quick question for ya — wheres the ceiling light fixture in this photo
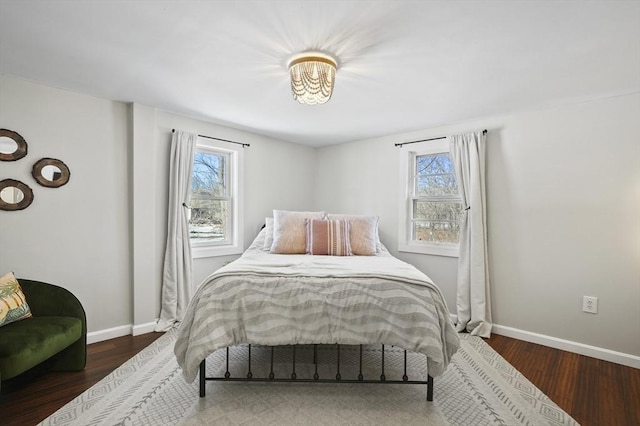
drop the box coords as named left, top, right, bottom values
left=288, top=52, right=337, bottom=105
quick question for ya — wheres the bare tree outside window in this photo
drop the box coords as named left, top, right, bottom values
left=412, top=153, right=462, bottom=243
left=189, top=150, right=230, bottom=242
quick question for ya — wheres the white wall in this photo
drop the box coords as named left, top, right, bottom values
left=486, top=95, right=639, bottom=358
left=0, top=76, right=131, bottom=333
left=315, top=93, right=640, bottom=358
left=0, top=76, right=317, bottom=336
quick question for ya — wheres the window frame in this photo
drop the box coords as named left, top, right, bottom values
left=398, top=138, right=461, bottom=257
left=189, top=138, right=244, bottom=259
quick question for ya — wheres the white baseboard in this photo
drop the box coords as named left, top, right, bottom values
left=87, top=325, right=131, bottom=345
left=449, top=314, right=639, bottom=368
left=88, top=317, right=640, bottom=369
left=87, top=320, right=159, bottom=344
left=492, top=324, right=640, bottom=369
left=133, top=321, right=158, bottom=336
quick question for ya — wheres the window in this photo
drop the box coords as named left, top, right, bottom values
left=398, top=139, right=462, bottom=257
left=190, top=150, right=230, bottom=243
left=189, top=139, right=243, bottom=258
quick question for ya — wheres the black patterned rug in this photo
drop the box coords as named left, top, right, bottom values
left=38, top=329, right=578, bottom=425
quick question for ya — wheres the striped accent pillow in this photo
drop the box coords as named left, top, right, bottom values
left=327, top=214, right=379, bottom=255
left=305, top=219, right=352, bottom=256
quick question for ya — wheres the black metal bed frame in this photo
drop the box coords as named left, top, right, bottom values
left=199, top=343, right=434, bottom=401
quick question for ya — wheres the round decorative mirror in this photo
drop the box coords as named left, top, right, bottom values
left=0, top=129, right=28, bottom=161
left=0, top=179, right=34, bottom=211
left=32, top=158, right=70, bottom=188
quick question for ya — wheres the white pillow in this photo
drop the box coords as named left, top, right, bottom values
left=327, top=214, right=379, bottom=256
left=263, top=217, right=274, bottom=251
left=270, top=210, right=326, bottom=254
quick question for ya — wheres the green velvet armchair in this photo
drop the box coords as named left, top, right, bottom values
left=0, top=279, right=86, bottom=389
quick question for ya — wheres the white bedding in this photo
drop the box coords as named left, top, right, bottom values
left=175, top=230, right=460, bottom=382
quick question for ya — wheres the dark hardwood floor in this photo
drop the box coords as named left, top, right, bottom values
left=486, top=334, right=640, bottom=426
left=0, top=332, right=163, bottom=426
left=1, top=332, right=638, bottom=425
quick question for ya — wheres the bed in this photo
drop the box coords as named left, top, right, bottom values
left=174, top=212, right=460, bottom=401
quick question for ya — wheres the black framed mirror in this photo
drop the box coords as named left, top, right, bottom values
left=0, top=179, right=34, bottom=211
left=32, top=157, right=71, bottom=188
left=0, top=129, right=28, bottom=162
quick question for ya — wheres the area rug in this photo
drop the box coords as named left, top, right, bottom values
left=39, top=329, right=578, bottom=425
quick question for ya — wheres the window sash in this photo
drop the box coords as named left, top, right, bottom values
left=192, top=149, right=230, bottom=198
left=189, top=198, right=232, bottom=246
left=411, top=198, right=463, bottom=244
left=409, top=151, right=461, bottom=245
left=411, top=153, right=459, bottom=196
left=189, top=146, right=234, bottom=247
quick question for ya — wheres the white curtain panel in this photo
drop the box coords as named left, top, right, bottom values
left=449, top=131, right=492, bottom=338
left=156, top=130, right=197, bottom=332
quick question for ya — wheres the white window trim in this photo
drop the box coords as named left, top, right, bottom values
left=191, top=138, right=244, bottom=259
left=398, top=138, right=460, bottom=258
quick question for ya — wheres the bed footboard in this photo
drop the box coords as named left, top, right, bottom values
left=198, top=343, right=435, bottom=401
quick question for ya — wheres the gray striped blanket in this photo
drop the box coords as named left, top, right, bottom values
left=175, top=233, right=460, bottom=382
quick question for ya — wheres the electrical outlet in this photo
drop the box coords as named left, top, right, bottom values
left=582, top=296, right=598, bottom=314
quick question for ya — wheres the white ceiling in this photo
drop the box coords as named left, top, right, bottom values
left=1, top=1, right=639, bottom=147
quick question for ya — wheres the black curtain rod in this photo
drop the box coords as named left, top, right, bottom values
left=395, top=129, right=487, bottom=147
left=172, top=129, right=250, bottom=148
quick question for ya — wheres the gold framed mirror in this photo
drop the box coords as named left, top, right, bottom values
left=32, top=157, right=71, bottom=188
left=0, top=179, right=34, bottom=211
left=0, top=129, right=28, bottom=162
